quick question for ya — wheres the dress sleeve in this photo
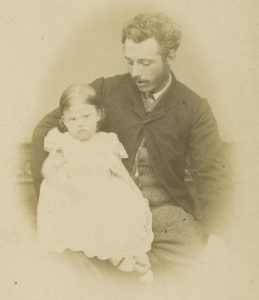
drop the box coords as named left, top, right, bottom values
left=109, top=133, right=128, bottom=159
left=42, top=127, right=68, bottom=168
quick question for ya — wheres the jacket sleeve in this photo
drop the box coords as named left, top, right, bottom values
left=187, top=99, right=232, bottom=236
left=30, top=77, right=105, bottom=198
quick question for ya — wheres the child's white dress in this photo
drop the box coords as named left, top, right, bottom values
left=37, top=128, right=153, bottom=262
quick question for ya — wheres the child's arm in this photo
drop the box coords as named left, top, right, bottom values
left=41, top=149, right=71, bottom=190
left=108, top=132, right=142, bottom=194
left=111, top=157, right=142, bottom=196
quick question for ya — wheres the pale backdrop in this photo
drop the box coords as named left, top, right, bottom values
left=1, top=0, right=259, bottom=299
left=1, top=0, right=258, bottom=143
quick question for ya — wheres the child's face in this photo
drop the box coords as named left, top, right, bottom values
left=63, top=103, right=101, bottom=141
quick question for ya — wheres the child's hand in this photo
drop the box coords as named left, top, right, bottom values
left=117, top=257, right=135, bottom=272
left=133, top=254, right=151, bottom=273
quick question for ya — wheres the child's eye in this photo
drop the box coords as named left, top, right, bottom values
left=125, top=58, right=133, bottom=65
left=82, top=115, right=89, bottom=118
left=68, top=118, right=76, bottom=121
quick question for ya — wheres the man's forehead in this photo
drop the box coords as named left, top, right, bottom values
left=123, top=38, right=162, bottom=57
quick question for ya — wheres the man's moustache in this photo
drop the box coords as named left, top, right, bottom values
left=134, top=78, right=147, bottom=84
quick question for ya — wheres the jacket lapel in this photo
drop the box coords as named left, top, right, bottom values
left=145, top=74, right=181, bottom=123
left=126, top=72, right=180, bottom=122
left=127, top=77, right=146, bottom=119
left=153, top=72, right=180, bottom=112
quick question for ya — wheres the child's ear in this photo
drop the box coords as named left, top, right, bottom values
left=97, top=108, right=105, bottom=130
left=59, top=116, right=67, bottom=132
left=97, top=108, right=105, bottom=121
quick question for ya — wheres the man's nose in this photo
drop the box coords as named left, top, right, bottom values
left=131, top=63, right=142, bottom=78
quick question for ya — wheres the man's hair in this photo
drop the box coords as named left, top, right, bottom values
left=121, top=13, right=181, bottom=56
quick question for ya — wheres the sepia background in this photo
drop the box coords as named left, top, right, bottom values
left=1, top=0, right=259, bottom=299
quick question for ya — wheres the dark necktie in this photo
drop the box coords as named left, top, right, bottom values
left=142, top=92, right=156, bottom=112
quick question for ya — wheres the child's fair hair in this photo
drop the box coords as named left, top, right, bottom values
left=59, top=84, right=104, bottom=131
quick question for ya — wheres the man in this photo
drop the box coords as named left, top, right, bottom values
left=31, top=13, right=230, bottom=272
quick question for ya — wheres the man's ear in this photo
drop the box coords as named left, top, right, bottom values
left=166, top=49, right=176, bottom=66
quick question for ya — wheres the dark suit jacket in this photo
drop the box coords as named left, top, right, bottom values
left=31, top=73, right=230, bottom=235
